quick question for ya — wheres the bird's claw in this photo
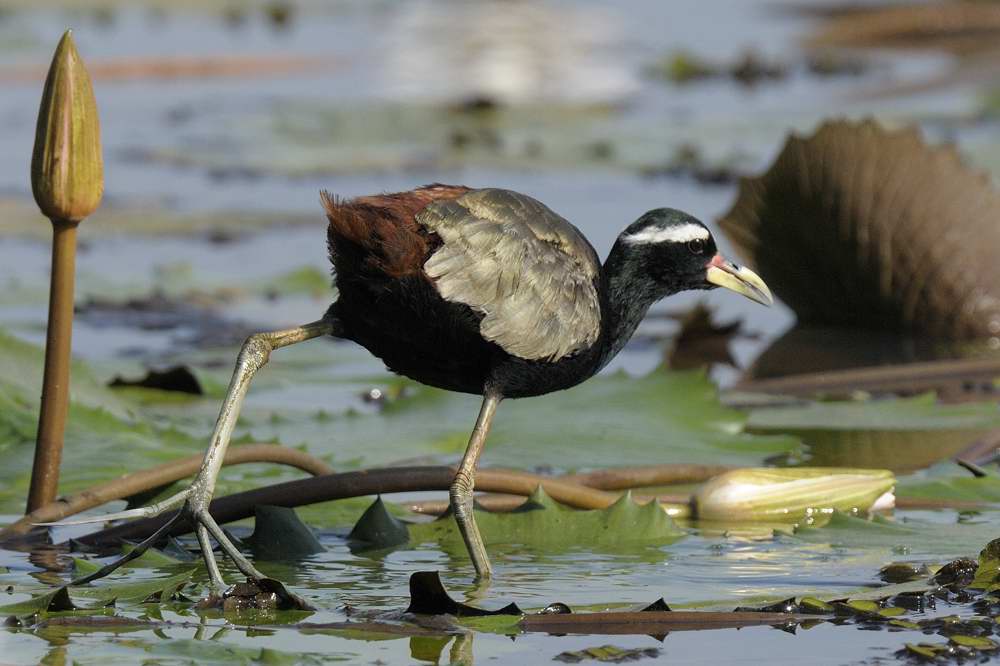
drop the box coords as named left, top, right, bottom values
left=52, top=482, right=266, bottom=596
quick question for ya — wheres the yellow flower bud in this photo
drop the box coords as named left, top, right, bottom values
left=31, top=30, right=103, bottom=223
left=694, top=467, right=895, bottom=522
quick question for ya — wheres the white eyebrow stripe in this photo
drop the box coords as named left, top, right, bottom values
left=622, top=224, right=710, bottom=244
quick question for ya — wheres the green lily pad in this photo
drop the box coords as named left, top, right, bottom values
left=799, top=597, right=834, bottom=614
left=747, top=394, right=1000, bottom=431
left=0, top=586, right=79, bottom=615
left=746, top=394, right=1000, bottom=472
left=144, top=639, right=326, bottom=665
left=844, top=599, right=879, bottom=614
left=890, top=619, right=921, bottom=630
left=899, top=474, right=1000, bottom=504
left=408, top=488, right=683, bottom=549
left=71, top=570, right=196, bottom=605
left=950, top=635, right=998, bottom=650
left=0, top=330, right=795, bottom=519
left=261, top=369, right=798, bottom=478
left=72, top=558, right=102, bottom=576
left=120, top=543, right=190, bottom=568
left=904, top=643, right=944, bottom=659
left=971, top=538, right=1000, bottom=589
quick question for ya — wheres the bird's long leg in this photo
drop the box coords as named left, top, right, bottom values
left=450, top=393, right=502, bottom=579
left=58, top=317, right=336, bottom=591
left=170, top=318, right=337, bottom=589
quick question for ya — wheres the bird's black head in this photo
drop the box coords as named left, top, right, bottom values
left=607, top=208, right=772, bottom=305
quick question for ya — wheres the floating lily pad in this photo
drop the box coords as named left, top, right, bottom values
left=971, top=538, right=1000, bottom=590
left=71, top=570, right=196, bottom=605
left=950, top=635, right=998, bottom=650
left=0, top=586, right=79, bottom=615
left=746, top=394, right=1000, bottom=471
left=407, top=488, right=683, bottom=549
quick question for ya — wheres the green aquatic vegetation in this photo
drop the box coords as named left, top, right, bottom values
left=117, top=542, right=191, bottom=568
left=265, top=266, right=332, bottom=298
left=0, top=586, right=81, bottom=615
left=791, top=511, right=1000, bottom=558
left=746, top=393, right=1000, bottom=471
left=142, top=639, right=328, bottom=665
left=971, top=538, right=1000, bottom=590
left=5, top=333, right=1000, bottom=663
left=407, top=489, right=683, bottom=549
left=0, top=569, right=194, bottom=616
left=746, top=393, right=1000, bottom=431
left=899, top=472, right=1000, bottom=503
left=341, top=369, right=799, bottom=473
left=0, top=197, right=318, bottom=240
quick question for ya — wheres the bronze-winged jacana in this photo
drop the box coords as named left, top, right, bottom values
left=63, top=185, right=771, bottom=588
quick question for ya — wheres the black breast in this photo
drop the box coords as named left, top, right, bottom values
left=331, top=272, right=495, bottom=394
left=331, top=273, right=604, bottom=398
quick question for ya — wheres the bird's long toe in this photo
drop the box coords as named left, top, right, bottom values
left=193, top=505, right=267, bottom=583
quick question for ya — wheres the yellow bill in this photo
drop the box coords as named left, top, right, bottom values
left=706, top=254, right=773, bottom=306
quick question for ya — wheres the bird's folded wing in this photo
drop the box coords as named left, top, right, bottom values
left=418, top=188, right=601, bottom=362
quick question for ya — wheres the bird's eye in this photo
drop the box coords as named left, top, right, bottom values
left=687, top=239, right=705, bottom=255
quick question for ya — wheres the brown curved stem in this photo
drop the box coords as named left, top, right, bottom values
left=562, top=464, right=734, bottom=489
left=407, top=493, right=693, bottom=515
left=66, top=463, right=979, bottom=548
left=406, top=464, right=727, bottom=515
left=72, top=466, right=676, bottom=547
left=2, top=444, right=333, bottom=538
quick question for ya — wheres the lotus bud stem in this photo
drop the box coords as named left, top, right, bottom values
left=26, top=30, right=103, bottom=513
left=693, top=467, right=895, bottom=522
